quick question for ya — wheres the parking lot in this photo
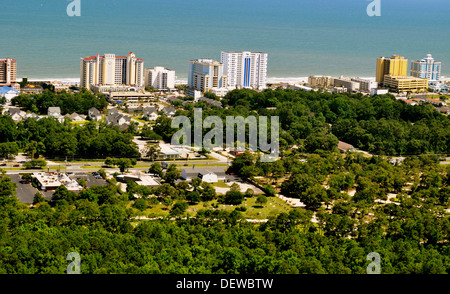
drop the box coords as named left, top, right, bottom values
left=69, top=173, right=107, bottom=188
left=9, top=174, right=40, bottom=204
left=9, top=172, right=108, bottom=204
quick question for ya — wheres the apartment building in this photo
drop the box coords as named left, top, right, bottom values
left=145, top=66, right=175, bottom=90
left=220, top=51, right=268, bottom=90
left=411, top=54, right=441, bottom=84
left=80, top=52, right=144, bottom=89
left=187, top=58, right=227, bottom=93
left=0, top=58, right=17, bottom=84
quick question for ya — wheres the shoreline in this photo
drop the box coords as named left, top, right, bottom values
left=17, top=76, right=450, bottom=84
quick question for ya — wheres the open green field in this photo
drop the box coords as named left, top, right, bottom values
left=133, top=196, right=293, bottom=220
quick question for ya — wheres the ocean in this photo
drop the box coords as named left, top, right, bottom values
left=1, top=0, right=449, bottom=81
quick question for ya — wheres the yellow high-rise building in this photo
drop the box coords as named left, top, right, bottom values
left=376, top=55, right=408, bottom=84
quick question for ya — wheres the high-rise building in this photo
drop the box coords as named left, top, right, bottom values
left=0, top=58, right=17, bottom=84
left=376, top=55, right=408, bottom=84
left=220, top=51, right=268, bottom=90
left=187, top=58, right=227, bottom=93
left=411, top=54, right=441, bottom=84
left=145, top=66, right=175, bottom=90
left=80, top=52, right=144, bottom=89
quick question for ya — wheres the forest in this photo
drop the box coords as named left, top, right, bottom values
left=0, top=88, right=449, bottom=274
left=0, top=116, right=140, bottom=160
left=0, top=149, right=448, bottom=274
left=157, top=88, right=450, bottom=156
left=10, top=89, right=108, bottom=116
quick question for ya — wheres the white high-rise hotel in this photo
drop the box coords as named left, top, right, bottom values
left=145, top=66, right=175, bottom=90
left=220, top=51, right=268, bottom=90
left=80, top=52, right=144, bottom=89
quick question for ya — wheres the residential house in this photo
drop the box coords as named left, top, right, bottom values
left=7, top=107, right=26, bottom=122
left=337, top=141, right=356, bottom=153
left=162, top=106, right=176, bottom=117
left=425, top=98, right=445, bottom=107
left=108, top=107, right=119, bottom=115
left=143, top=106, right=158, bottom=121
left=68, top=112, right=85, bottom=122
left=0, top=86, right=19, bottom=102
left=197, top=96, right=223, bottom=108
left=48, top=107, right=61, bottom=117
left=48, top=106, right=65, bottom=123
left=106, top=112, right=131, bottom=130
left=25, top=113, right=42, bottom=120
left=437, top=106, right=449, bottom=115
left=88, top=107, right=102, bottom=121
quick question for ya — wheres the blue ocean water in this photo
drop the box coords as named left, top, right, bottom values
left=0, top=0, right=449, bottom=80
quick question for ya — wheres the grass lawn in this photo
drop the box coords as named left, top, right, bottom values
left=69, top=121, right=88, bottom=125
left=134, top=196, right=293, bottom=220
left=212, top=181, right=230, bottom=188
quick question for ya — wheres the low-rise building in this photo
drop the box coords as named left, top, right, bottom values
left=382, top=75, right=428, bottom=93
left=350, top=78, right=378, bottom=93
left=308, top=75, right=332, bottom=88
left=337, top=141, right=356, bottom=153
left=180, top=166, right=227, bottom=182
left=332, top=76, right=360, bottom=92
left=371, top=88, right=389, bottom=96
left=32, top=172, right=83, bottom=192
left=0, top=86, right=19, bottom=101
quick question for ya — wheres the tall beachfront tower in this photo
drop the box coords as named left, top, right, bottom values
left=220, top=51, right=268, bottom=90
left=145, top=66, right=176, bottom=90
left=0, top=58, right=17, bottom=84
left=188, top=58, right=227, bottom=92
left=410, top=54, right=441, bottom=84
left=376, top=55, right=408, bottom=84
left=80, top=52, right=144, bottom=89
